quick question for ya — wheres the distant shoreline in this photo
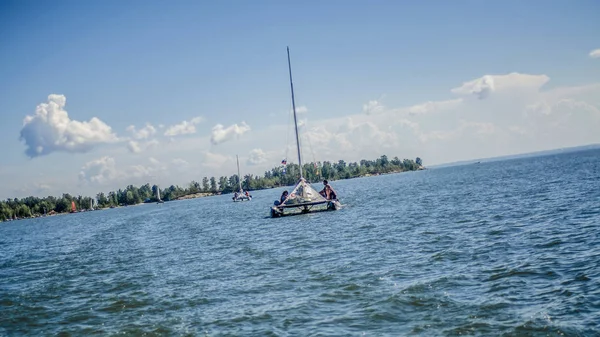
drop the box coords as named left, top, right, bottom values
left=430, top=143, right=600, bottom=169
left=1, top=155, right=423, bottom=222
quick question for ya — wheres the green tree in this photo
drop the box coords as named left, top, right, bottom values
left=202, top=177, right=210, bottom=193
left=210, top=177, right=218, bottom=193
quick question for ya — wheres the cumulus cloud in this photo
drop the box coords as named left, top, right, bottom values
left=164, top=117, right=204, bottom=136
left=247, top=148, right=268, bottom=165
left=363, top=100, right=385, bottom=115
left=19, top=94, right=118, bottom=158
left=451, top=73, right=550, bottom=100
left=126, top=138, right=160, bottom=154
left=210, top=122, right=251, bottom=145
left=126, top=123, right=156, bottom=139
left=78, top=156, right=119, bottom=184
left=589, top=49, right=600, bottom=59
left=451, top=75, right=495, bottom=99
left=127, top=141, right=142, bottom=153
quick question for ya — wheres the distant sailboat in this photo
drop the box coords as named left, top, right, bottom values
left=70, top=201, right=77, bottom=213
left=270, top=47, right=341, bottom=217
left=233, top=155, right=251, bottom=202
left=156, top=186, right=164, bottom=204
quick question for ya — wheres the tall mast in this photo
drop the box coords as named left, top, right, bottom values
left=237, top=155, right=243, bottom=192
left=287, top=46, right=303, bottom=179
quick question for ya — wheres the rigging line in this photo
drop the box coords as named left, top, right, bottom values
left=285, top=95, right=293, bottom=164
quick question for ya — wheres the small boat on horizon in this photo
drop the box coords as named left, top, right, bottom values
left=156, top=186, right=164, bottom=204
left=233, top=155, right=252, bottom=202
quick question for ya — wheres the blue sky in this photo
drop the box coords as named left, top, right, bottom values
left=1, top=0, right=599, bottom=199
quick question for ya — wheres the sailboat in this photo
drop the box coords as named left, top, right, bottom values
left=156, top=186, right=164, bottom=204
left=270, top=47, right=341, bottom=218
left=233, top=155, right=251, bottom=202
left=70, top=201, right=77, bottom=213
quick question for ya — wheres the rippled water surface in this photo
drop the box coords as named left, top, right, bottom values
left=1, top=149, right=600, bottom=336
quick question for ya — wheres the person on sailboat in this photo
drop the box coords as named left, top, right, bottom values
left=319, top=180, right=336, bottom=198
left=245, top=191, right=250, bottom=198
left=324, top=185, right=337, bottom=200
left=233, top=192, right=239, bottom=200
left=275, top=190, right=289, bottom=206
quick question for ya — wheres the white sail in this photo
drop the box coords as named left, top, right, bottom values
left=237, top=155, right=243, bottom=193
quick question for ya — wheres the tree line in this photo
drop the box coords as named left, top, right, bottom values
left=1, top=155, right=423, bottom=221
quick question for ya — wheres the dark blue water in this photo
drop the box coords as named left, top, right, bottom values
left=1, top=149, right=599, bottom=336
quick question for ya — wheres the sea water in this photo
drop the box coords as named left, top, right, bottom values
left=1, top=149, right=599, bottom=335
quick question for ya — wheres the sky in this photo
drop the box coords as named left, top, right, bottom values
left=1, top=0, right=599, bottom=199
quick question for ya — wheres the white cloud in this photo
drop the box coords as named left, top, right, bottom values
left=210, top=122, right=251, bottom=145
left=247, top=148, right=268, bottom=165
left=126, top=123, right=156, bottom=139
left=20, top=94, right=118, bottom=157
left=295, top=106, right=308, bottom=114
left=78, top=156, right=119, bottom=184
left=363, top=98, right=462, bottom=116
left=402, top=99, right=463, bottom=116
left=363, top=100, right=385, bottom=115
left=126, top=139, right=160, bottom=154
left=451, top=73, right=549, bottom=99
left=127, top=141, right=142, bottom=153
left=589, top=49, right=600, bottom=58
left=297, top=118, right=307, bottom=129
left=164, top=117, right=204, bottom=136
left=146, top=139, right=160, bottom=149
left=451, top=75, right=495, bottom=99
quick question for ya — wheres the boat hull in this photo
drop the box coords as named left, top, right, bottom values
left=270, top=200, right=340, bottom=218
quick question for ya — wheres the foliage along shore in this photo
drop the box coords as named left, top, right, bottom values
left=1, top=155, right=423, bottom=222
